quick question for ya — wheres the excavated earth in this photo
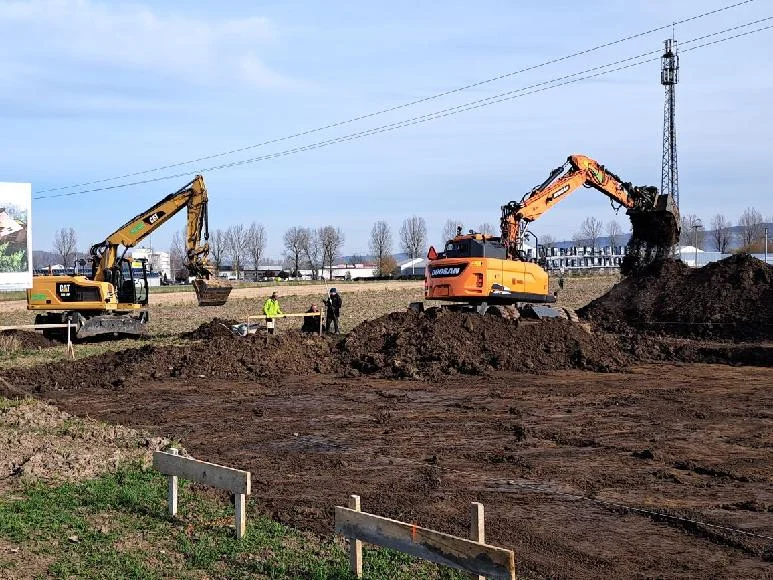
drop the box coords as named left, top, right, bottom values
left=1, top=329, right=55, bottom=349
left=2, top=264, right=773, bottom=578
left=579, top=254, right=773, bottom=340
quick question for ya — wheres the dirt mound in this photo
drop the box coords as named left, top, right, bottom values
left=339, top=309, right=629, bottom=378
left=1, top=329, right=55, bottom=349
left=0, top=398, right=168, bottom=493
left=579, top=255, right=773, bottom=340
left=182, top=317, right=240, bottom=339
left=2, top=331, right=340, bottom=394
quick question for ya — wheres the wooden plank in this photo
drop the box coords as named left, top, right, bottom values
left=0, top=324, right=70, bottom=330
left=247, top=312, right=321, bottom=320
left=470, top=502, right=485, bottom=580
left=335, top=507, right=515, bottom=580
left=153, top=451, right=250, bottom=495
left=235, top=493, right=246, bottom=539
left=348, top=495, right=363, bottom=578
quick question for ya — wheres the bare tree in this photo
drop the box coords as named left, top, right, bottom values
left=283, top=226, right=309, bottom=277
left=679, top=214, right=705, bottom=249
left=53, top=227, right=77, bottom=268
left=170, top=229, right=187, bottom=280
left=575, top=217, right=604, bottom=251
left=541, top=234, right=556, bottom=249
left=606, top=220, right=622, bottom=250
left=738, top=207, right=764, bottom=248
left=225, top=224, right=247, bottom=280
left=441, top=219, right=463, bottom=244
left=710, top=214, right=732, bottom=253
left=245, top=222, right=267, bottom=280
left=477, top=222, right=496, bottom=236
left=302, top=228, right=322, bottom=279
left=400, top=215, right=427, bottom=275
left=319, top=225, right=345, bottom=280
left=369, top=220, right=393, bottom=276
left=208, top=229, right=226, bottom=274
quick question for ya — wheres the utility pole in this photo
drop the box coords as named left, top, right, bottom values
left=661, top=38, right=680, bottom=209
left=765, top=226, right=769, bottom=264
left=692, top=220, right=702, bottom=268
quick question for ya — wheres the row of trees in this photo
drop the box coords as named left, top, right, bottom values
left=679, top=207, right=768, bottom=252
left=282, top=225, right=345, bottom=279
left=51, top=205, right=771, bottom=280
left=170, top=222, right=267, bottom=280
left=568, top=207, right=771, bottom=254
left=570, top=218, right=623, bottom=251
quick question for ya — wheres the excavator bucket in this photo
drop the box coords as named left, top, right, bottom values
left=623, top=194, right=681, bottom=274
left=192, top=278, right=232, bottom=306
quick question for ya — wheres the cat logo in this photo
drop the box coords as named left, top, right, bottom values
left=57, top=283, right=71, bottom=297
left=143, top=210, right=166, bottom=226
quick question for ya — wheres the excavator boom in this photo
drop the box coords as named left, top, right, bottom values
left=501, top=154, right=678, bottom=263
left=89, top=175, right=230, bottom=306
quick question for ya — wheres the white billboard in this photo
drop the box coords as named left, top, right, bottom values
left=0, top=182, right=32, bottom=290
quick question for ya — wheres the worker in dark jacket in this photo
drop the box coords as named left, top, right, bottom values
left=301, top=304, right=321, bottom=333
left=325, top=288, right=342, bottom=334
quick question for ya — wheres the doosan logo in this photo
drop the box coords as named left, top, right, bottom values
left=431, top=266, right=463, bottom=277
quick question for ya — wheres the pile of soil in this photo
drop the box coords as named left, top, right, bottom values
left=338, top=309, right=629, bottom=379
left=1, top=329, right=55, bottom=349
left=579, top=255, right=773, bottom=340
left=2, top=332, right=340, bottom=394
left=182, top=317, right=240, bottom=339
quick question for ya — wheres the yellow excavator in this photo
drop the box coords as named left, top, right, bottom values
left=421, top=154, right=679, bottom=317
left=27, top=175, right=231, bottom=339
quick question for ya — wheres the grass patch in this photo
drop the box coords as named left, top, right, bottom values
left=0, top=334, right=21, bottom=355
left=0, top=466, right=465, bottom=579
left=0, top=290, right=25, bottom=302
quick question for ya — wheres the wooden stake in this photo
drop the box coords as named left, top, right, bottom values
left=168, top=448, right=179, bottom=517
left=235, top=493, right=246, bottom=539
left=349, top=494, right=363, bottom=578
left=66, top=321, right=75, bottom=360
left=470, top=502, right=485, bottom=580
left=319, top=309, right=323, bottom=336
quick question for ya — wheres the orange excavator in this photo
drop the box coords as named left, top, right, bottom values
left=421, top=154, right=679, bottom=317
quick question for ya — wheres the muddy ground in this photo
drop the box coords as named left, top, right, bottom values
left=3, top=363, right=771, bottom=579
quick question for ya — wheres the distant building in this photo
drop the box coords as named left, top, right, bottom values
left=131, top=247, right=171, bottom=281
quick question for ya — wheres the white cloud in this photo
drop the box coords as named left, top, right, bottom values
left=0, top=0, right=297, bottom=90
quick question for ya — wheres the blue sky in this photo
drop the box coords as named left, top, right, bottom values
left=2, top=0, right=772, bottom=259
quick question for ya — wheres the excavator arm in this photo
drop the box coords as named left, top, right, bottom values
left=89, top=175, right=230, bottom=306
left=91, top=176, right=211, bottom=280
left=500, top=154, right=677, bottom=264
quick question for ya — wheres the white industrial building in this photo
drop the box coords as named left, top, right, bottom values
left=131, top=247, right=172, bottom=282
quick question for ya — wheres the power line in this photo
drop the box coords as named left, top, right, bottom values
left=34, top=0, right=758, bottom=196
left=33, top=19, right=773, bottom=200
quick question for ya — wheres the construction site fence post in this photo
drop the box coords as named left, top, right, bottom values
left=335, top=498, right=515, bottom=579
left=470, top=502, right=485, bottom=580
left=167, top=448, right=179, bottom=517
left=348, top=494, right=363, bottom=577
left=153, top=449, right=251, bottom=539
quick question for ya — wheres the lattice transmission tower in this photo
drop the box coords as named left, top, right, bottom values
left=661, top=38, right=680, bottom=208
